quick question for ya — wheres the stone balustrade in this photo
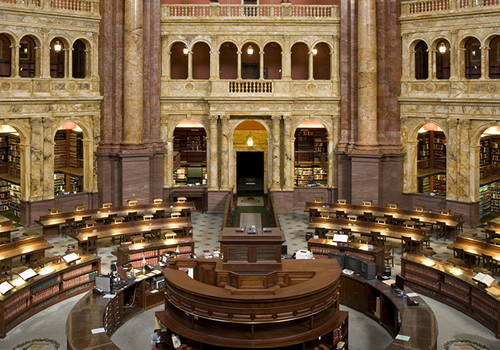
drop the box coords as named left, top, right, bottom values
left=401, top=0, right=500, bottom=15
left=0, top=0, right=99, bottom=14
left=162, top=4, right=338, bottom=20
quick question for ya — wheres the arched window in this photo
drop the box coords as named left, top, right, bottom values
left=263, top=42, right=282, bottom=80
left=414, top=41, right=428, bottom=80
left=0, top=34, right=11, bottom=77
left=465, top=37, right=481, bottom=79
left=192, top=42, right=210, bottom=80
left=489, top=36, right=500, bottom=79
left=241, top=42, right=259, bottom=79
left=170, top=42, right=188, bottom=79
left=19, top=36, right=36, bottom=78
left=313, top=43, right=330, bottom=80
left=50, top=38, right=64, bottom=78
left=219, top=42, right=237, bottom=79
left=73, top=39, right=86, bottom=79
left=436, top=39, right=450, bottom=80
left=291, top=43, right=308, bottom=80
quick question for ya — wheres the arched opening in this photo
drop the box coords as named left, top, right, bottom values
left=170, top=42, right=188, bottom=79
left=436, top=39, right=450, bottom=80
left=0, top=125, right=21, bottom=219
left=241, top=42, right=259, bottom=79
left=72, top=39, right=86, bottom=79
left=234, top=121, right=267, bottom=194
left=50, top=38, right=65, bottom=78
left=294, top=120, right=327, bottom=187
left=312, top=43, right=330, bottom=80
left=414, top=40, right=428, bottom=80
left=192, top=42, right=210, bottom=80
left=219, top=42, right=237, bottom=79
left=54, top=122, right=84, bottom=195
left=465, top=37, right=481, bottom=79
left=291, top=43, right=309, bottom=80
left=417, top=123, right=446, bottom=196
left=19, top=36, right=36, bottom=78
left=0, top=34, right=12, bottom=77
left=173, top=120, right=207, bottom=186
left=478, top=126, right=500, bottom=219
left=263, top=42, right=281, bottom=80
left=489, top=36, right=500, bottom=79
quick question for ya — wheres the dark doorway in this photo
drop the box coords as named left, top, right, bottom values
left=237, top=151, right=264, bottom=194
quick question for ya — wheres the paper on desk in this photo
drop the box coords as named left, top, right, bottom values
left=406, top=292, right=419, bottom=298
left=152, top=269, right=162, bottom=274
left=395, top=334, right=410, bottom=341
left=486, top=287, right=500, bottom=297
left=136, top=274, right=148, bottom=279
left=382, top=279, right=395, bottom=286
left=91, top=328, right=106, bottom=334
left=102, top=294, right=114, bottom=299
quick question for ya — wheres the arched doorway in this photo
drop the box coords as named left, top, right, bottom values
left=294, top=120, right=328, bottom=187
left=478, top=126, right=500, bottom=219
left=54, top=122, right=84, bottom=195
left=173, top=120, right=207, bottom=186
left=417, top=123, right=446, bottom=195
left=234, top=121, right=268, bottom=194
left=0, top=125, right=22, bottom=219
left=0, top=34, right=11, bottom=77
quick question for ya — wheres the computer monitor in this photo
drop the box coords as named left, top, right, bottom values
left=345, top=255, right=360, bottom=274
left=359, top=259, right=378, bottom=280
left=328, top=251, right=346, bottom=269
left=395, top=274, right=405, bottom=291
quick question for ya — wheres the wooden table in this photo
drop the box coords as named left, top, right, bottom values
left=0, top=220, right=18, bottom=242
left=305, top=202, right=461, bottom=234
left=35, top=202, right=196, bottom=237
left=308, top=217, right=431, bottom=247
left=447, top=236, right=500, bottom=263
left=0, top=236, right=54, bottom=264
left=68, top=217, right=192, bottom=250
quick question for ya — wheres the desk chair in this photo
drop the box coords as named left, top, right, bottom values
left=401, top=236, right=419, bottom=255
left=83, top=235, right=98, bottom=255
left=77, top=216, right=92, bottom=229
left=309, top=209, right=320, bottom=221
left=315, top=227, right=327, bottom=239
left=447, top=248, right=466, bottom=268
left=370, top=231, right=385, bottom=247
left=484, top=229, right=496, bottom=244
left=363, top=212, right=375, bottom=222
left=384, top=214, right=395, bottom=225
left=180, top=208, right=191, bottom=219
left=154, top=210, right=165, bottom=220
left=60, top=218, right=76, bottom=238
left=336, top=210, right=346, bottom=219
left=481, top=254, right=500, bottom=275
left=384, top=244, right=395, bottom=267
left=182, top=226, right=193, bottom=238
left=0, top=258, right=12, bottom=278
left=126, top=211, right=138, bottom=222
left=0, top=237, right=10, bottom=245
left=104, top=213, right=118, bottom=225
left=436, top=221, right=454, bottom=240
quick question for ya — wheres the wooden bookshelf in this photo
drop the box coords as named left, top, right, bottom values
left=53, top=129, right=83, bottom=195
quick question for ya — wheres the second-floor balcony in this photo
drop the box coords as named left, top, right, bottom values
left=0, top=0, right=99, bottom=14
left=162, top=3, right=339, bottom=21
left=401, top=0, right=500, bottom=16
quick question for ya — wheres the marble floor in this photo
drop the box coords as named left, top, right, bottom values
left=1, top=206, right=500, bottom=350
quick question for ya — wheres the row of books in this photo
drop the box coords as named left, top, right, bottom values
left=62, top=271, right=98, bottom=291
left=61, top=264, right=93, bottom=281
left=32, top=285, right=60, bottom=304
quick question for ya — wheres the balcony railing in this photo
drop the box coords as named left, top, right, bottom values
left=0, top=0, right=99, bottom=14
left=163, top=4, right=338, bottom=20
left=401, top=0, right=500, bottom=15
left=229, top=81, right=273, bottom=94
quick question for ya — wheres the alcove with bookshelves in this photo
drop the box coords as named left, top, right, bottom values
left=417, top=127, right=446, bottom=195
left=53, top=126, right=83, bottom=195
left=294, top=126, right=328, bottom=187
left=173, top=125, right=207, bottom=186
left=0, top=131, right=21, bottom=219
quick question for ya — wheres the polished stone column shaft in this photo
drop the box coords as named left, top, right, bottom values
left=209, top=115, right=219, bottom=190
left=220, top=115, right=230, bottom=190
left=356, top=0, right=378, bottom=147
left=283, top=115, right=293, bottom=190
left=271, top=116, right=281, bottom=190
left=123, top=0, right=144, bottom=145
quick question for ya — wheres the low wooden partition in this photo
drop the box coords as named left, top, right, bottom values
left=340, top=273, right=438, bottom=349
left=0, top=235, right=54, bottom=264
left=268, top=192, right=281, bottom=230
left=447, top=236, right=500, bottom=262
left=307, top=237, right=385, bottom=273
left=402, top=254, right=500, bottom=339
left=1, top=255, right=100, bottom=338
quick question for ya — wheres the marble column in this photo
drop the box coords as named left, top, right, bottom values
left=405, top=140, right=419, bottom=194
left=82, top=139, right=93, bottom=192
left=161, top=36, right=169, bottom=78
left=282, top=36, right=291, bottom=80
left=237, top=50, right=242, bottom=79
left=308, top=50, right=314, bottom=80
left=327, top=136, right=335, bottom=188
left=209, top=115, right=219, bottom=190
left=165, top=136, right=174, bottom=187
left=18, top=143, right=30, bottom=202
left=42, top=117, right=54, bottom=199
left=480, top=46, right=489, bottom=79
left=356, top=0, right=378, bottom=148
left=259, top=50, right=264, bottom=79
left=123, top=0, right=144, bottom=146
left=65, top=48, right=72, bottom=79
left=429, top=49, right=435, bottom=79
left=220, top=115, right=230, bottom=190
left=10, top=44, right=20, bottom=78
left=187, top=49, right=193, bottom=79
left=37, top=46, right=46, bottom=78
left=210, top=37, right=219, bottom=80
left=446, top=118, right=458, bottom=201
left=271, top=115, right=281, bottom=191
left=283, top=115, right=293, bottom=190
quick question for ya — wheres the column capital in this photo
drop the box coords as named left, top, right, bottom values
left=220, top=115, right=230, bottom=123
left=209, top=115, right=219, bottom=123
left=271, top=115, right=282, bottom=122
left=283, top=115, right=292, bottom=122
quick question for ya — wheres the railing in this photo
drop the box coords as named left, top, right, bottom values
left=229, top=81, right=273, bottom=93
left=0, top=0, right=98, bottom=14
left=163, top=4, right=338, bottom=20
left=402, top=0, right=500, bottom=14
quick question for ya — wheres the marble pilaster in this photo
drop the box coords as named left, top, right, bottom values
left=82, top=139, right=93, bottom=193
left=208, top=115, right=219, bottom=190
left=66, top=48, right=73, bottom=79
left=18, top=143, right=30, bottom=202
left=35, top=46, right=43, bottom=78
left=271, top=115, right=281, bottom=191
left=161, top=36, right=169, bottom=77
left=122, top=0, right=144, bottom=146
left=11, top=44, right=20, bottom=78
left=282, top=36, right=291, bottom=80
left=283, top=115, right=293, bottom=190
left=355, top=0, right=378, bottom=148
left=430, top=49, right=436, bottom=79
left=446, top=118, right=458, bottom=201
left=165, top=137, right=174, bottom=187
left=210, top=36, right=219, bottom=80
left=480, top=46, right=489, bottom=79
left=308, top=50, right=314, bottom=80
left=42, top=118, right=54, bottom=199
left=457, top=119, right=472, bottom=202
left=187, top=50, right=193, bottom=79
left=237, top=50, right=242, bottom=79
left=259, top=50, right=264, bottom=79
left=220, top=115, right=230, bottom=190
